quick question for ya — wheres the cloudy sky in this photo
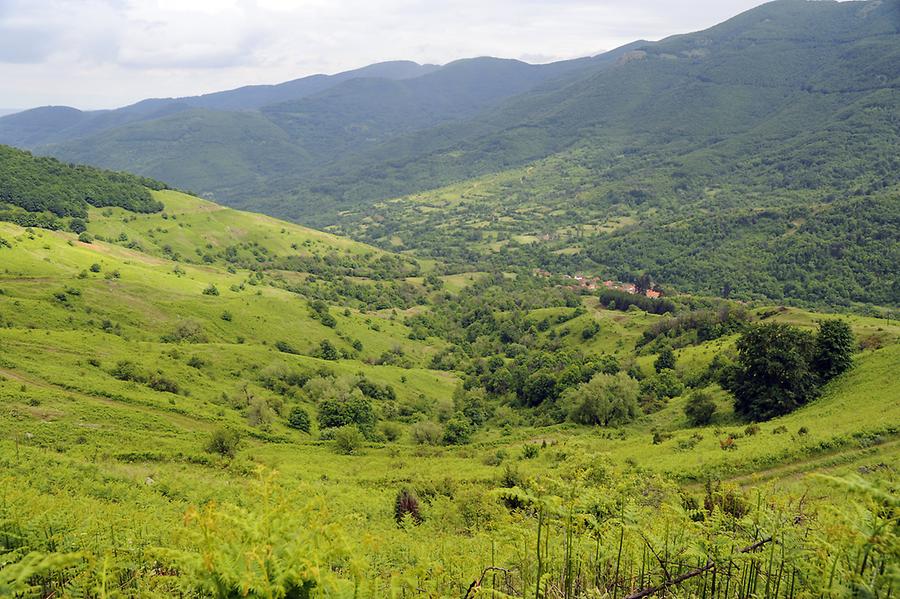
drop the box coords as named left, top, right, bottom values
left=1, top=0, right=769, bottom=110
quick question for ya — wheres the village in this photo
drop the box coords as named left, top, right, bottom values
left=534, top=269, right=662, bottom=298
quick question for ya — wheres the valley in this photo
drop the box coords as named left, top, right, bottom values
left=0, top=0, right=898, bottom=597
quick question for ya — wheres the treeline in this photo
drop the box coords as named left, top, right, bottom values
left=0, top=145, right=166, bottom=224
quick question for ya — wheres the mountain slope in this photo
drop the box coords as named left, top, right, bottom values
left=279, top=0, right=900, bottom=217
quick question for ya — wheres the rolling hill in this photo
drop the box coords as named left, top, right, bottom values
left=0, top=145, right=897, bottom=596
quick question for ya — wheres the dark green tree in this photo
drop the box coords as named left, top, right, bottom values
left=814, top=319, right=854, bottom=381
left=287, top=406, right=311, bottom=433
left=724, top=323, right=820, bottom=421
left=684, top=390, right=717, bottom=426
left=654, top=347, right=676, bottom=373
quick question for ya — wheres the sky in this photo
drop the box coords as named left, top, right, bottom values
left=1, top=0, right=770, bottom=110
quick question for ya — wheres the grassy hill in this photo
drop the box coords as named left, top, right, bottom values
left=1, top=175, right=897, bottom=595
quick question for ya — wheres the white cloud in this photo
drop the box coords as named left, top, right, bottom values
left=0, top=0, right=769, bottom=109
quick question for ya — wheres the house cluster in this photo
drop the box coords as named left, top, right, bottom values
left=534, top=269, right=661, bottom=298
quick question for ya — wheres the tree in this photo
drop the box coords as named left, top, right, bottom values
left=287, top=406, right=311, bottom=433
left=69, top=218, right=87, bottom=234
left=562, top=372, right=640, bottom=427
left=723, top=323, right=820, bottom=421
left=639, top=369, right=684, bottom=412
left=814, top=319, right=854, bottom=381
left=654, top=347, right=676, bottom=373
left=684, top=391, right=717, bottom=426
left=520, top=370, right=558, bottom=407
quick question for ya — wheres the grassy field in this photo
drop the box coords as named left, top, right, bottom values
left=0, top=189, right=897, bottom=597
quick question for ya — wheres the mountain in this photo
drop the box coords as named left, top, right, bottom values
left=0, top=61, right=438, bottom=149
left=1, top=0, right=898, bottom=308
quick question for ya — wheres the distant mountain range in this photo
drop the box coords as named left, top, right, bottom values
left=1, top=0, right=898, bottom=307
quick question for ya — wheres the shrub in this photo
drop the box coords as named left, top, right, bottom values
left=247, top=398, right=275, bottom=429
left=378, top=421, right=404, bottom=442
left=521, top=444, right=539, bottom=459
left=411, top=421, right=443, bottom=445
left=89, top=263, right=101, bottom=273
left=161, top=320, right=208, bottom=344
left=333, top=425, right=364, bottom=454
left=640, top=369, right=684, bottom=412
left=202, top=283, right=219, bottom=296
left=220, top=310, right=233, bottom=322
left=206, top=427, right=240, bottom=458
left=287, top=406, right=311, bottom=433
left=684, top=391, right=717, bottom=426
left=814, top=319, right=854, bottom=381
left=394, top=489, right=423, bottom=525
left=187, top=355, right=206, bottom=369
left=110, top=360, right=145, bottom=382
left=78, top=232, right=93, bottom=243
left=442, top=416, right=472, bottom=445
left=317, top=339, right=339, bottom=360
left=275, top=340, right=299, bottom=355
left=148, top=373, right=180, bottom=394
left=317, top=391, right=376, bottom=434
left=581, top=320, right=600, bottom=340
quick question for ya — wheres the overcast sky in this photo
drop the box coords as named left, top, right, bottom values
left=1, top=0, right=771, bottom=110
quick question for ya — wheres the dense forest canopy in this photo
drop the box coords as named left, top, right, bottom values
left=0, top=145, right=165, bottom=228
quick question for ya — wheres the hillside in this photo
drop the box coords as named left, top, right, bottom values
left=1, top=149, right=898, bottom=596
left=3, top=0, right=897, bottom=309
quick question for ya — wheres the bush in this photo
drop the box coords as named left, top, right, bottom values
left=654, top=347, right=676, bottom=373
left=317, top=339, right=339, bottom=360
left=581, top=320, right=600, bottom=340
left=287, top=406, right=311, bottom=433
left=333, top=425, right=364, bottom=454
left=206, top=427, right=240, bottom=458
left=187, top=355, right=206, bottom=369
left=89, top=263, right=101, bottom=273
left=442, top=416, right=472, bottom=445
left=378, top=421, right=404, bottom=442
left=411, top=420, right=443, bottom=445
left=161, top=320, right=208, bottom=343
left=110, top=360, right=145, bottom=382
left=275, top=340, right=299, bottom=355
left=521, top=444, right=540, bottom=459
left=148, top=373, right=180, bottom=394
left=202, top=283, right=219, bottom=296
left=317, top=391, right=376, bottom=434
left=814, top=319, right=854, bottom=381
left=684, top=391, right=717, bottom=426
left=394, top=489, right=423, bottom=525
left=78, top=231, right=93, bottom=243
